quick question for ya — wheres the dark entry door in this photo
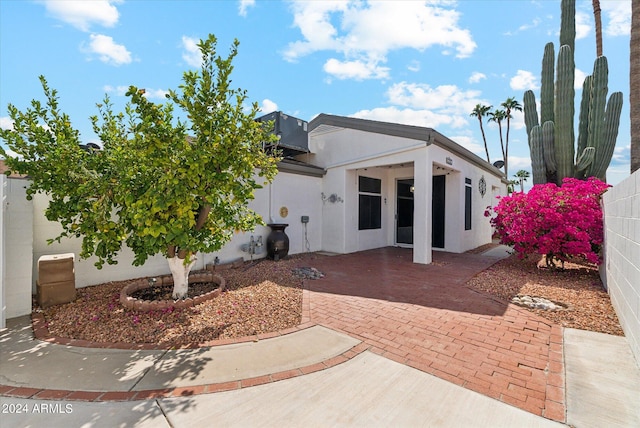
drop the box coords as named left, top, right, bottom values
left=432, top=175, right=445, bottom=248
left=396, top=179, right=414, bottom=245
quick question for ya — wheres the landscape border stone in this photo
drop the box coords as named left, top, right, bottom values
left=119, top=271, right=226, bottom=312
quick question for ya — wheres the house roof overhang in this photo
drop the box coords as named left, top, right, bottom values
left=277, top=158, right=325, bottom=177
left=309, top=114, right=507, bottom=183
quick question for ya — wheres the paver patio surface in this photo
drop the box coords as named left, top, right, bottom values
left=307, top=247, right=565, bottom=422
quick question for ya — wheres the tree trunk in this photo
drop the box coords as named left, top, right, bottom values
left=632, top=0, right=640, bottom=173
left=593, top=0, right=603, bottom=57
left=479, top=120, right=490, bottom=163
left=168, top=255, right=197, bottom=299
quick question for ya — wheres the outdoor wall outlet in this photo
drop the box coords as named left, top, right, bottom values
left=301, top=215, right=309, bottom=223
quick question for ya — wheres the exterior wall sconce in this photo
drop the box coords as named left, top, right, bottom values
left=321, top=192, right=344, bottom=204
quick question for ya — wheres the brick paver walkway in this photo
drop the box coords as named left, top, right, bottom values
left=307, top=247, right=565, bottom=422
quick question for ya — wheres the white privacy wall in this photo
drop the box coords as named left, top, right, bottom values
left=1, top=175, right=4, bottom=328
left=29, top=170, right=323, bottom=290
left=602, top=170, right=640, bottom=366
left=3, top=178, right=33, bottom=320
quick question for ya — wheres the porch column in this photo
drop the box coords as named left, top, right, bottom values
left=413, top=152, right=432, bottom=264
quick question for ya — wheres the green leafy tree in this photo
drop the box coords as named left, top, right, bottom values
left=0, top=34, right=279, bottom=299
left=470, top=103, right=492, bottom=163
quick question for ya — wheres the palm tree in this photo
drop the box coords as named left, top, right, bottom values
left=470, top=104, right=492, bottom=163
left=514, top=170, right=530, bottom=193
left=488, top=109, right=507, bottom=176
left=632, top=0, right=640, bottom=173
left=501, top=97, right=522, bottom=181
left=593, top=0, right=603, bottom=57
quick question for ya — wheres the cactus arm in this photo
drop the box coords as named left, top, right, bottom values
left=560, top=0, right=576, bottom=53
left=586, top=56, right=609, bottom=176
left=523, top=90, right=539, bottom=144
left=554, top=45, right=575, bottom=181
left=575, top=147, right=595, bottom=179
left=542, top=121, right=557, bottom=175
left=541, top=42, right=555, bottom=125
left=576, top=75, right=592, bottom=158
left=591, top=91, right=623, bottom=180
left=530, top=125, right=547, bottom=185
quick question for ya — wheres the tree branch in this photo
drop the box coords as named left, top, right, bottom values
left=195, top=204, right=211, bottom=231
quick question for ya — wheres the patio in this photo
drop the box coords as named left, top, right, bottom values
left=306, top=247, right=564, bottom=420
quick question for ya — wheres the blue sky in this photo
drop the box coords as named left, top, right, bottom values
left=0, top=0, right=632, bottom=188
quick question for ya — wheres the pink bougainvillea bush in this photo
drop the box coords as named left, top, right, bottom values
left=486, top=177, right=610, bottom=267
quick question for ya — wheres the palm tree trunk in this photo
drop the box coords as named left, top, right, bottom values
left=479, top=120, right=490, bottom=163
left=593, top=0, right=603, bottom=57
left=505, top=115, right=511, bottom=181
left=498, top=122, right=506, bottom=177
left=632, top=0, right=640, bottom=173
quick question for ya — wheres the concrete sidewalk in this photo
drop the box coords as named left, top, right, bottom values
left=1, top=351, right=564, bottom=428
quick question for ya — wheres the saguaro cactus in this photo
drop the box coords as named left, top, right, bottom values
left=522, top=0, right=623, bottom=184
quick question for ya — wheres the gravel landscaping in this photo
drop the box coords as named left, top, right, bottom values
left=466, top=254, right=623, bottom=336
left=37, top=249, right=623, bottom=347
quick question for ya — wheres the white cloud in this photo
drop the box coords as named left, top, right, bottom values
left=468, top=72, right=486, bottom=84
left=574, top=67, right=587, bottom=89
left=352, top=106, right=464, bottom=129
left=447, top=134, right=485, bottom=157
left=104, top=85, right=168, bottom=99
left=182, top=36, right=201, bottom=68
left=510, top=70, right=538, bottom=91
left=386, top=82, right=482, bottom=117
left=351, top=81, right=487, bottom=131
left=407, top=60, right=420, bottom=72
left=508, top=156, right=532, bottom=171
left=602, top=1, right=630, bottom=36
left=143, top=89, right=169, bottom=100
left=260, top=99, right=278, bottom=113
left=103, top=85, right=129, bottom=96
left=284, top=1, right=476, bottom=80
left=323, top=58, right=390, bottom=80
left=83, top=34, right=131, bottom=66
left=41, top=0, right=121, bottom=32
left=0, top=116, right=14, bottom=130
left=575, top=10, right=591, bottom=40
left=238, top=0, right=255, bottom=17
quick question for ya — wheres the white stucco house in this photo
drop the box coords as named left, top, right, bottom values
left=0, top=112, right=508, bottom=325
left=303, top=113, right=507, bottom=264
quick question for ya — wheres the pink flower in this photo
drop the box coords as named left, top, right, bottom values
left=487, top=177, right=609, bottom=265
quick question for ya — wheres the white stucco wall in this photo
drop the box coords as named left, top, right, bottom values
left=309, top=126, right=424, bottom=168
left=30, top=170, right=323, bottom=289
left=309, top=125, right=504, bottom=261
left=427, top=145, right=505, bottom=253
left=602, top=170, right=640, bottom=366
left=4, top=178, right=33, bottom=318
left=0, top=175, right=5, bottom=328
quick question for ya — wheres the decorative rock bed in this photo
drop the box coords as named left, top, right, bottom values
left=511, top=294, right=568, bottom=311
left=291, top=267, right=324, bottom=280
left=120, top=271, right=226, bottom=312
